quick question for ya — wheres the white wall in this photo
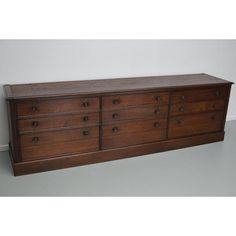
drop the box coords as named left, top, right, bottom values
left=0, top=40, right=236, bottom=149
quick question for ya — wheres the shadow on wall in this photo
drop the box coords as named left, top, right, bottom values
left=0, top=85, right=9, bottom=149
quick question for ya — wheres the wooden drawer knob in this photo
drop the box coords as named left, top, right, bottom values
left=31, top=106, right=38, bottom=112
left=180, top=95, right=185, bottom=100
left=32, top=137, right=39, bottom=144
left=112, top=99, right=120, bottom=105
left=177, top=119, right=182, bottom=124
left=82, top=101, right=90, bottom=107
left=83, top=116, right=89, bottom=121
left=214, top=90, right=220, bottom=97
left=211, top=115, right=216, bottom=120
left=155, top=95, right=160, bottom=101
left=154, top=108, right=160, bottom=114
left=179, top=106, right=184, bottom=112
left=112, top=113, right=119, bottom=119
left=83, top=130, right=90, bottom=136
left=112, top=127, right=119, bottom=133
left=32, top=121, right=39, bottom=127
left=154, top=122, right=160, bottom=128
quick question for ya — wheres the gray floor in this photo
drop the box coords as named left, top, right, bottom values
left=0, top=121, right=236, bottom=196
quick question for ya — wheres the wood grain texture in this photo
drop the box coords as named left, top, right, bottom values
left=102, top=105, right=168, bottom=123
left=171, top=87, right=227, bottom=104
left=168, top=111, right=224, bottom=138
left=21, top=138, right=99, bottom=161
left=102, top=118, right=167, bottom=137
left=4, top=74, right=232, bottom=100
left=102, top=129, right=167, bottom=149
left=102, top=92, right=169, bottom=110
left=12, top=131, right=225, bottom=176
left=170, top=99, right=225, bottom=116
left=7, top=101, right=21, bottom=162
left=17, top=97, right=99, bottom=117
left=20, top=126, right=99, bottom=147
left=18, top=112, right=99, bottom=133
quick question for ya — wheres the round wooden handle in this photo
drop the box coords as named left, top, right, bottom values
left=112, top=127, right=119, bottom=133
left=113, top=99, right=120, bottom=105
left=32, top=137, right=39, bottom=143
left=177, top=119, right=182, bottom=124
left=32, top=121, right=39, bottom=127
left=31, top=106, right=38, bottom=112
left=180, top=95, right=185, bottom=100
left=214, top=90, right=220, bottom=97
left=155, top=95, right=160, bottom=101
left=154, top=108, right=160, bottom=114
left=154, top=122, right=160, bottom=128
left=83, top=116, right=89, bottom=121
left=112, top=113, right=119, bottom=119
left=82, top=101, right=90, bottom=107
left=83, top=130, right=90, bottom=136
left=179, top=106, right=184, bottom=112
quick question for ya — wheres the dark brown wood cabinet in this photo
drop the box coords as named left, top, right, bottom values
left=4, top=73, right=233, bottom=176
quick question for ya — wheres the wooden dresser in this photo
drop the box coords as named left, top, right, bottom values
left=4, top=73, right=233, bottom=175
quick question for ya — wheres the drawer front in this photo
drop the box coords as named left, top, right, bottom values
left=102, top=129, right=167, bottom=149
left=168, top=112, right=224, bottom=138
left=18, top=112, right=99, bottom=133
left=21, top=138, right=99, bottom=161
left=102, top=105, right=168, bottom=123
left=171, top=87, right=227, bottom=104
left=20, top=126, right=99, bottom=147
left=170, top=99, right=225, bottom=116
left=102, top=118, right=167, bottom=137
left=102, top=92, right=169, bottom=110
left=17, top=97, right=99, bottom=117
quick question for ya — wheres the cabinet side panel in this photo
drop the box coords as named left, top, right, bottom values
left=7, top=100, right=21, bottom=162
left=220, top=84, right=232, bottom=131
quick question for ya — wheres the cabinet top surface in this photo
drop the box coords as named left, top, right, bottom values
left=4, top=73, right=233, bottom=100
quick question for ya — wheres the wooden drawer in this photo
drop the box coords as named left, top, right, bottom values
left=102, top=105, right=168, bottom=123
left=18, top=112, right=99, bottom=133
left=102, top=129, right=167, bottom=149
left=102, top=92, right=169, bottom=110
left=102, top=118, right=167, bottom=137
left=20, top=126, right=99, bottom=147
left=17, top=97, right=99, bottom=117
left=171, top=87, right=227, bottom=104
left=170, top=99, right=225, bottom=116
left=21, top=138, right=99, bottom=161
left=168, top=111, right=224, bottom=138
